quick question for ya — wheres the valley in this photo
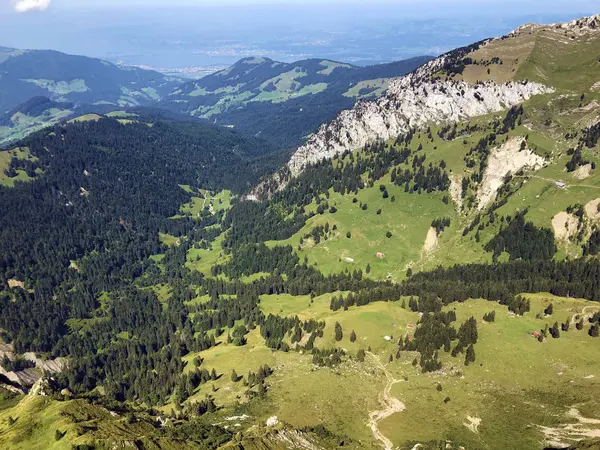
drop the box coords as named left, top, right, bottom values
left=0, top=12, right=599, bottom=450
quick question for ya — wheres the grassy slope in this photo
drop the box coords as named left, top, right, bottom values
left=381, top=294, right=600, bottom=449
left=0, top=147, right=38, bottom=187
left=183, top=28, right=600, bottom=447
left=262, top=34, right=600, bottom=277
left=0, top=393, right=194, bottom=449
left=180, top=289, right=600, bottom=449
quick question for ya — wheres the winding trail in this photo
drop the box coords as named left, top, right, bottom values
left=570, top=306, right=600, bottom=327
left=367, top=352, right=406, bottom=450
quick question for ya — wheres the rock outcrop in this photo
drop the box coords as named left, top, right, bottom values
left=510, top=14, right=600, bottom=38
left=476, top=137, right=547, bottom=211
left=288, top=78, right=552, bottom=176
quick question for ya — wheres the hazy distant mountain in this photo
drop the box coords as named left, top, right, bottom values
left=0, top=47, right=181, bottom=114
left=163, top=55, right=433, bottom=148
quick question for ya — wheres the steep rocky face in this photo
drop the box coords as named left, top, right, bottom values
left=288, top=77, right=552, bottom=176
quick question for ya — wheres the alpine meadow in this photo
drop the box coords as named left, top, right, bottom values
left=0, top=3, right=600, bottom=450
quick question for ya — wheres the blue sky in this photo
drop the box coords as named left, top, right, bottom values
left=0, top=0, right=596, bottom=69
left=2, top=0, right=598, bottom=14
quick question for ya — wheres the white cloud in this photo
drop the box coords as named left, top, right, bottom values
left=13, top=0, right=51, bottom=12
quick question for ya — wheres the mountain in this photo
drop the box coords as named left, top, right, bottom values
left=1, top=14, right=600, bottom=450
left=0, top=96, right=75, bottom=145
left=282, top=15, right=600, bottom=178
left=163, top=55, right=433, bottom=148
left=0, top=48, right=182, bottom=113
left=0, top=49, right=431, bottom=149
left=0, top=47, right=186, bottom=146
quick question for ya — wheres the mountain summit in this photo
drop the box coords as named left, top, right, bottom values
left=282, top=14, right=600, bottom=179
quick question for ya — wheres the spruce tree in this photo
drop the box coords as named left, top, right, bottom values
left=357, top=349, right=365, bottom=362
left=335, top=322, right=343, bottom=341
left=465, top=344, right=475, bottom=365
left=350, top=330, right=357, bottom=342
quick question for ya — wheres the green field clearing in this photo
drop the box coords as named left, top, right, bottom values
left=344, top=78, right=392, bottom=98
left=159, top=232, right=180, bottom=247
left=179, top=189, right=232, bottom=218
left=183, top=309, right=391, bottom=445
left=377, top=295, right=600, bottom=449
left=318, top=60, right=353, bottom=76
left=67, top=114, right=103, bottom=123
left=253, top=291, right=600, bottom=448
left=186, top=231, right=230, bottom=275
left=267, top=178, right=457, bottom=282
left=0, top=147, right=38, bottom=187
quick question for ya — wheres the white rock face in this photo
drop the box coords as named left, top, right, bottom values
left=288, top=76, right=552, bottom=176
left=476, top=137, right=547, bottom=211
left=510, top=14, right=600, bottom=37
left=257, top=15, right=599, bottom=193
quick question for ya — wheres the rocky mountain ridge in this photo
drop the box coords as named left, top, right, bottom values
left=288, top=78, right=551, bottom=176
left=277, top=15, right=599, bottom=182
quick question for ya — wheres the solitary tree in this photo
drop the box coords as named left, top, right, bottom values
left=231, top=369, right=239, bottom=382
left=335, top=322, right=343, bottom=341
left=350, top=330, right=357, bottom=343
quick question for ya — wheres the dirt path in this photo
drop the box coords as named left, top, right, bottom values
left=570, top=306, right=600, bottom=327
left=367, top=352, right=405, bottom=450
left=514, top=174, right=600, bottom=190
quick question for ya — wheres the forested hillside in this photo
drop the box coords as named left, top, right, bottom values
left=0, top=47, right=184, bottom=146
left=163, top=56, right=433, bottom=149
left=0, top=48, right=180, bottom=112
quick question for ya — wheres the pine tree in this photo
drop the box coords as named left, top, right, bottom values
left=350, top=330, right=357, bottom=343
left=231, top=369, right=239, bottom=382
left=465, top=344, right=475, bottom=366
left=544, top=303, right=553, bottom=316
left=408, top=296, right=418, bottom=312
left=335, top=322, right=343, bottom=341
left=356, top=349, right=365, bottom=362
left=550, top=321, right=560, bottom=338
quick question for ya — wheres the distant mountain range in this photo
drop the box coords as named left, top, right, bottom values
left=0, top=47, right=432, bottom=148
left=162, top=55, right=433, bottom=148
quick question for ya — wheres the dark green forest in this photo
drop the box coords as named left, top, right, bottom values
left=0, top=109, right=599, bottom=434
